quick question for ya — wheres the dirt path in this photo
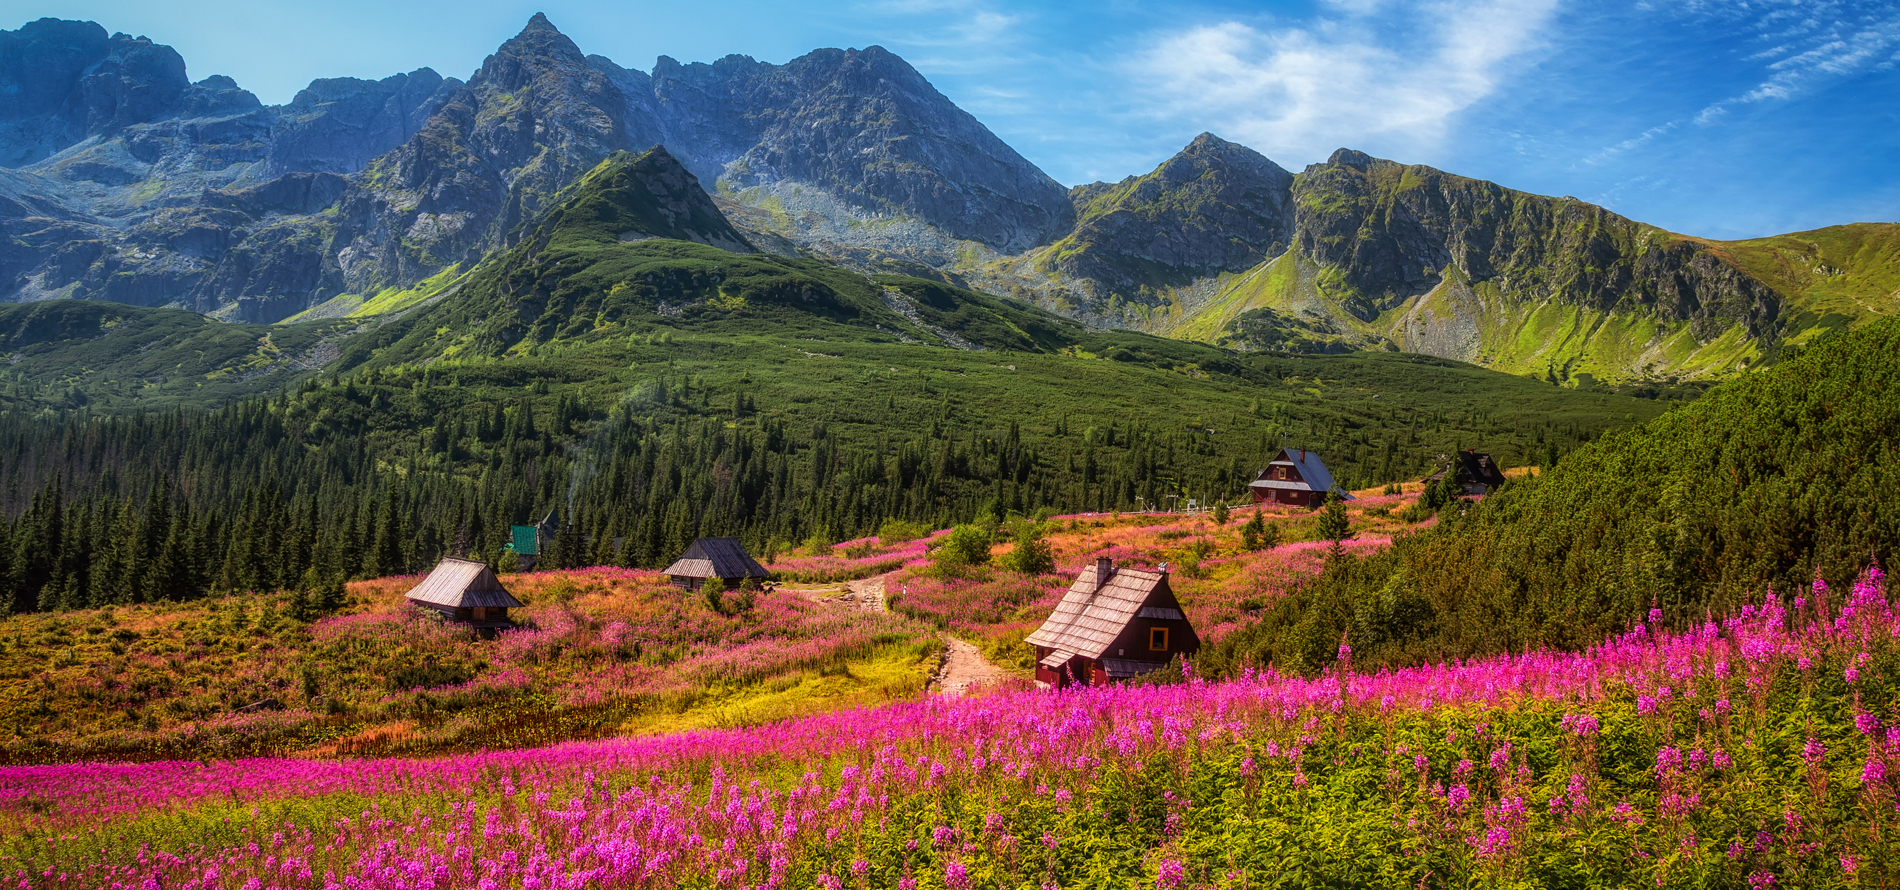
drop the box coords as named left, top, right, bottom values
left=931, top=636, right=1005, bottom=697
left=844, top=574, right=887, bottom=613
left=789, top=571, right=1006, bottom=697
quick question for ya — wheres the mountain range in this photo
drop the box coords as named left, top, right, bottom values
left=1, top=14, right=1894, bottom=383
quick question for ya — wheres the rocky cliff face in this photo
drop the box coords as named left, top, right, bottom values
left=587, top=45, right=1075, bottom=254
left=0, top=19, right=190, bottom=166
left=1289, top=149, right=1781, bottom=340
left=0, top=17, right=459, bottom=314
left=325, top=13, right=644, bottom=294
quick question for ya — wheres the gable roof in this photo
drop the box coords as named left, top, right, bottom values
left=406, top=558, right=524, bottom=609
left=1251, top=448, right=1353, bottom=498
left=663, top=537, right=768, bottom=579
left=1425, top=450, right=1509, bottom=487
left=1025, top=563, right=1170, bottom=659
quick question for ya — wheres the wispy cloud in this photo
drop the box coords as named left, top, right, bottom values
left=862, top=0, right=1024, bottom=49
left=1584, top=120, right=1679, bottom=166
left=1129, top=0, right=1561, bottom=164
left=1693, top=1, right=1900, bottom=124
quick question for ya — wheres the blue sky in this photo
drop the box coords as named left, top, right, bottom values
left=22, top=0, right=1900, bottom=239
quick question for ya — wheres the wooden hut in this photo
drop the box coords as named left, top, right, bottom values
left=1423, top=449, right=1509, bottom=495
left=405, top=557, right=524, bottom=637
left=1025, top=557, right=1200, bottom=688
left=1247, top=448, right=1349, bottom=509
left=663, top=537, right=770, bottom=591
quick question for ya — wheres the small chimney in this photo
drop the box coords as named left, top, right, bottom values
left=1158, top=562, right=1171, bottom=575
left=1095, top=557, right=1114, bottom=591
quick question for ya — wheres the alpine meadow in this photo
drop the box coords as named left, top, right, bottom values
left=0, top=9, right=1897, bottom=890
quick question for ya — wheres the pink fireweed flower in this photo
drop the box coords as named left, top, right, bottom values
left=944, top=861, right=972, bottom=890
left=1156, top=859, right=1186, bottom=890
left=1803, top=738, right=1826, bottom=766
left=1863, top=758, right=1886, bottom=786
left=1655, top=747, right=1684, bottom=779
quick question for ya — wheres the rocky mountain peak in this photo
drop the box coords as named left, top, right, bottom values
left=1326, top=148, right=1374, bottom=169
left=489, top=13, right=588, bottom=71
left=1036, top=132, right=1294, bottom=296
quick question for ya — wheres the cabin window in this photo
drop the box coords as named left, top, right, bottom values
left=473, top=607, right=486, bottom=620
left=1150, top=627, right=1169, bottom=651
left=1276, top=467, right=1288, bottom=480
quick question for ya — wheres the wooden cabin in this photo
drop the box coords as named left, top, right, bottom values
left=663, top=537, right=770, bottom=591
left=1025, top=557, right=1200, bottom=688
left=1423, top=449, right=1509, bottom=495
left=1248, top=448, right=1349, bottom=509
left=406, top=557, right=524, bottom=637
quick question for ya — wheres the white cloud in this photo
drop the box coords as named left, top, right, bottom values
left=1130, top=0, right=1561, bottom=164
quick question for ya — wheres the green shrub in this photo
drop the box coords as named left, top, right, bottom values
left=999, top=521, right=1055, bottom=575
left=931, top=525, right=993, bottom=574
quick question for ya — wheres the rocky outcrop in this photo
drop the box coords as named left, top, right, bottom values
left=0, top=19, right=190, bottom=166
left=1042, top=132, right=1292, bottom=295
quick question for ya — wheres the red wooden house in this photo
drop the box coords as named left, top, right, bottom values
left=1026, top=558, right=1200, bottom=688
left=1248, top=448, right=1349, bottom=509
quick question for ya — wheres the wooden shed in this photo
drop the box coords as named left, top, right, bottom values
left=1423, top=449, right=1509, bottom=495
left=1026, top=557, right=1200, bottom=688
left=406, top=557, right=524, bottom=637
left=663, top=537, right=770, bottom=591
left=1248, top=448, right=1350, bottom=509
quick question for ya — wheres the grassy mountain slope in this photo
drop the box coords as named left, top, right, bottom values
left=1698, top=222, right=1900, bottom=350
left=1207, top=315, right=1900, bottom=674
left=0, top=301, right=356, bottom=411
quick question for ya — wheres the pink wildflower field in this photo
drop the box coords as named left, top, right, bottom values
left=5, top=569, right=1899, bottom=887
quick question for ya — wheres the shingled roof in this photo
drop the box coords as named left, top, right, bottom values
left=406, top=558, right=524, bottom=609
left=1249, top=448, right=1339, bottom=493
left=663, top=537, right=769, bottom=580
left=1025, top=562, right=1169, bottom=660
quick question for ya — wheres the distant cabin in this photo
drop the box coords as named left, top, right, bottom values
left=506, top=510, right=560, bottom=571
left=663, top=537, right=770, bottom=591
left=406, top=557, right=524, bottom=637
left=1423, top=449, right=1510, bottom=495
left=1248, top=448, right=1351, bottom=509
left=1026, top=558, right=1200, bottom=688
